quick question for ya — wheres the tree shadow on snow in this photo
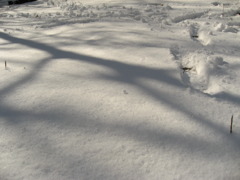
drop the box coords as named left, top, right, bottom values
left=0, top=31, right=239, bottom=144
left=0, top=31, right=239, bottom=178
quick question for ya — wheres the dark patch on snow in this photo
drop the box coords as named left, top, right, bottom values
left=211, top=2, right=221, bottom=6
left=181, top=67, right=193, bottom=73
left=233, top=10, right=240, bottom=16
left=191, top=35, right=199, bottom=38
left=8, top=0, right=37, bottom=5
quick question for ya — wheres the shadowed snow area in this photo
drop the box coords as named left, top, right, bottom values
left=0, top=0, right=240, bottom=179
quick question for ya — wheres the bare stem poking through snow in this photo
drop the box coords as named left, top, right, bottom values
left=230, top=115, right=234, bottom=134
left=5, top=60, right=7, bottom=70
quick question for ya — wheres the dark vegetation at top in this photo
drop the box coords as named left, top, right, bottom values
left=8, top=0, right=37, bottom=5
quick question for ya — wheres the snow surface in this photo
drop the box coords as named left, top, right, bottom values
left=0, top=0, right=240, bottom=179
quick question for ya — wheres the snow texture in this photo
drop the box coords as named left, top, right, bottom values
left=0, top=0, right=240, bottom=179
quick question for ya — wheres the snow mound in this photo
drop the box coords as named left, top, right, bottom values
left=214, top=23, right=226, bottom=32
left=172, top=12, right=205, bottom=23
left=181, top=52, right=229, bottom=94
left=214, top=23, right=239, bottom=33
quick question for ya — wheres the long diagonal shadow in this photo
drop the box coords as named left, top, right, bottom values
left=0, top=32, right=239, bottom=150
left=0, top=32, right=182, bottom=97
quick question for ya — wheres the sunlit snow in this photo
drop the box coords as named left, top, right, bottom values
left=0, top=0, right=240, bottom=179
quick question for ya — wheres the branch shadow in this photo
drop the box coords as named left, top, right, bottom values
left=0, top=31, right=239, bottom=145
left=0, top=31, right=182, bottom=97
left=0, top=30, right=239, bottom=178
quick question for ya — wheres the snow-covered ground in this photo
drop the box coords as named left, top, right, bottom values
left=0, top=0, right=240, bottom=179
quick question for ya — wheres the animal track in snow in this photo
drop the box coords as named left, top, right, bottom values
left=189, top=23, right=200, bottom=39
left=170, top=45, right=231, bottom=95
left=189, top=23, right=212, bottom=46
left=180, top=52, right=230, bottom=94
